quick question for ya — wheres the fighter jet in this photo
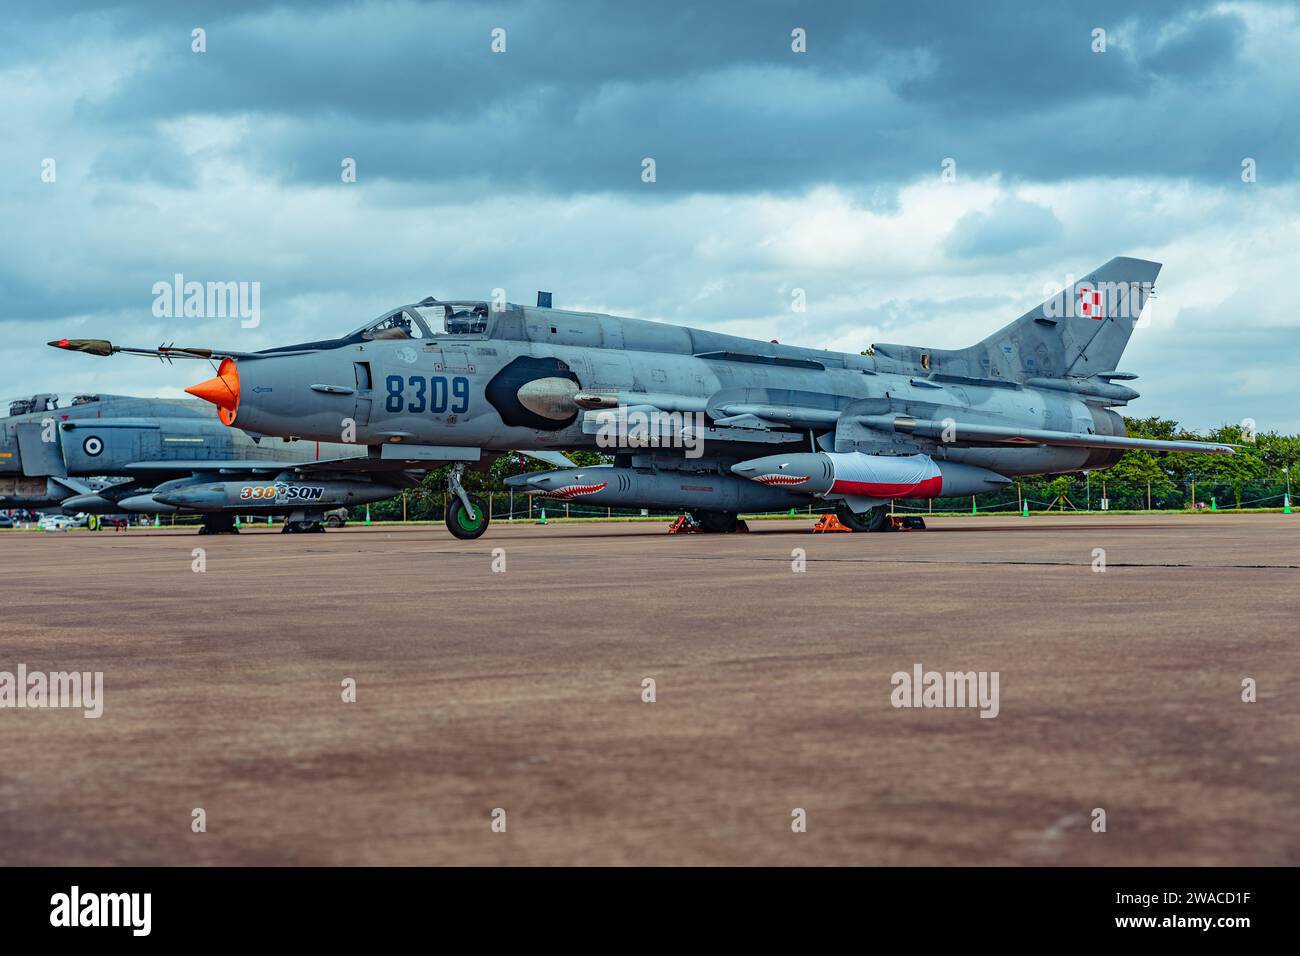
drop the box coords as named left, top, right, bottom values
left=52, top=257, right=1234, bottom=538
left=0, top=392, right=415, bottom=533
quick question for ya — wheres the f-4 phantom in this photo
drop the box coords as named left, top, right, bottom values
left=53, top=257, right=1234, bottom=538
left=0, top=392, right=415, bottom=532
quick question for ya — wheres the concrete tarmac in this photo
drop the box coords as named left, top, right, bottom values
left=0, top=514, right=1296, bottom=865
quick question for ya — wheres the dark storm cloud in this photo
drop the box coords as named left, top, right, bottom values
left=1146, top=10, right=1247, bottom=77
left=15, top=0, right=1294, bottom=194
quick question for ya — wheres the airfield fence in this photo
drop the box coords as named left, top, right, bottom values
left=61, top=478, right=1289, bottom=529
left=346, top=478, right=1296, bottom=523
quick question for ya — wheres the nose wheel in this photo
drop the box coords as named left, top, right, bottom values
left=445, top=464, right=490, bottom=539
left=446, top=494, right=489, bottom=539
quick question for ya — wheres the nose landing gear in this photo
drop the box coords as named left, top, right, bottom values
left=445, top=463, right=490, bottom=540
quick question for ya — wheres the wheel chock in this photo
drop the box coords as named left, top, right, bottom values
left=668, top=515, right=701, bottom=534
left=813, top=513, right=853, bottom=533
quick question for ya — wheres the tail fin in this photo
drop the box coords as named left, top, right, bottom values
left=913, top=257, right=1160, bottom=383
left=978, top=256, right=1159, bottom=380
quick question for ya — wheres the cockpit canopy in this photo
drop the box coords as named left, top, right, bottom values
left=351, top=298, right=491, bottom=342
left=7, top=394, right=100, bottom=417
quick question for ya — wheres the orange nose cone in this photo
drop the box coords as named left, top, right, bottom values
left=186, top=357, right=240, bottom=425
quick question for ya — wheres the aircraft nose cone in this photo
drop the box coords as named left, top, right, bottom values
left=186, top=357, right=241, bottom=424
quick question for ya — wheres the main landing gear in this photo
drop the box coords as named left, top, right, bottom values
left=445, top=463, right=490, bottom=540
left=281, top=520, right=324, bottom=534
left=692, top=510, right=741, bottom=533
left=837, top=504, right=920, bottom=535
left=197, top=514, right=239, bottom=535
left=835, top=502, right=891, bottom=533
left=833, top=502, right=927, bottom=532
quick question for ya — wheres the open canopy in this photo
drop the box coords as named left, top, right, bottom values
left=348, top=299, right=491, bottom=342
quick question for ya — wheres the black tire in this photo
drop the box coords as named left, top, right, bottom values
left=446, top=495, right=490, bottom=540
left=695, top=510, right=739, bottom=533
left=325, top=514, right=344, bottom=528
left=835, top=501, right=891, bottom=532
left=834, top=501, right=869, bottom=532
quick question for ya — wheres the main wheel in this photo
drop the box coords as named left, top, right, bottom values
left=835, top=501, right=891, bottom=532
left=201, top=514, right=238, bottom=535
left=282, top=520, right=323, bottom=534
left=446, top=494, right=490, bottom=540
left=695, top=510, right=739, bottom=533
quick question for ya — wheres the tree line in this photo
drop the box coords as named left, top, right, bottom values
left=361, top=417, right=1300, bottom=520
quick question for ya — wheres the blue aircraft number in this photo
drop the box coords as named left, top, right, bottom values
left=385, top=375, right=470, bottom=415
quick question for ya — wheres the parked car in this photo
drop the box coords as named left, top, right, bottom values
left=37, top=515, right=74, bottom=531
left=0, top=514, right=14, bottom=529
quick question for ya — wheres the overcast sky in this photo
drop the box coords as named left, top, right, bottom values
left=3, top=0, right=1297, bottom=430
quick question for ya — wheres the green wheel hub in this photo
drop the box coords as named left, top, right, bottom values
left=455, top=503, right=485, bottom=532
left=446, top=494, right=491, bottom=540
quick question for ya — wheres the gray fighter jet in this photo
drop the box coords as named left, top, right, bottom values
left=0, top=392, right=414, bottom=532
left=52, top=257, right=1234, bottom=538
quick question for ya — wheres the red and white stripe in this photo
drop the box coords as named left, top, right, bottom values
left=826, top=453, right=943, bottom=498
